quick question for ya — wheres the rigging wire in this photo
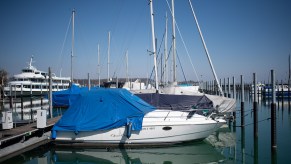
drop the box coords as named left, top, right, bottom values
left=57, top=15, right=72, bottom=77
left=165, top=0, right=200, bottom=84
left=147, top=27, right=168, bottom=85
left=188, top=0, right=223, bottom=96
left=176, top=50, right=187, bottom=82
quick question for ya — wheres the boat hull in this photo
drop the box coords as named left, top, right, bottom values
left=53, top=115, right=225, bottom=146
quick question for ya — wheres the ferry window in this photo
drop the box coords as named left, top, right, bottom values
left=23, top=69, right=33, bottom=73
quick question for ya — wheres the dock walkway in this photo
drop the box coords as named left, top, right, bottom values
left=0, top=116, right=60, bottom=161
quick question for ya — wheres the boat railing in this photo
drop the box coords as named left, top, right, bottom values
left=145, top=109, right=201, bottom=120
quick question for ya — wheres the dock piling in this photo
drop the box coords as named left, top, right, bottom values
left=271, top=70, right=277, bottom=151
left=21, top=96, right=23, bottom=120
left=241, top=75, right=245, bottom=127
left=253, top=73, right=258, bottom=138
left=232, top=76, right=236, bottom=120
left=228, top=77, right=231, bottom=98
left=49, top=67, right=53, bottom=118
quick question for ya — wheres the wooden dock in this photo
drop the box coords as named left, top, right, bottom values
left=0, top=116, right=60, bottom=161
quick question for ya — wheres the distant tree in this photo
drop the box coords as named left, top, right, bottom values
left=0, top=69, right=8, bottom=98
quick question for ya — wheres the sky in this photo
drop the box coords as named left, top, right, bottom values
left=0, top=0, right=291, bottom=83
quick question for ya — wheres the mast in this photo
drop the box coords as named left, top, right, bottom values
left=98, top=44, right=100, bottom=87
left=188, top=0, right=224, bottom=96
left=164, top=12, right=168, bottom=85
left=107, top=31, right=111, bottom=82
left=71, top=9, right=75, bottom=83
left=288, top=54, right=290, bottom=93
left=171, top=0, right=177, bottom=83
left=149, top=0, right=159, bottom=92
left=126, top=50, right=129, bottom=83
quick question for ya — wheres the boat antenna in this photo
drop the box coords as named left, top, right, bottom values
left=29, top=55, right=33, bottom=68
left=149, top=0, right=159, bottom=92
left=188, top=0, right=224, bottom=96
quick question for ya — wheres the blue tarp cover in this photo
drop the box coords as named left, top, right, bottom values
left=51, top=88, right=155, bottom=139
left=52, top=84, right=89, bottom=107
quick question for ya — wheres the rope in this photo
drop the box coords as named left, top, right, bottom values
left=234, top=117, right=271, bottom=127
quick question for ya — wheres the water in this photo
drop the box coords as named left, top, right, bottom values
left=1, top=93, right=291, bottom=164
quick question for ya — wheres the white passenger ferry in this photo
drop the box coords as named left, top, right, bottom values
left=4, top=57, right=71, bottom=97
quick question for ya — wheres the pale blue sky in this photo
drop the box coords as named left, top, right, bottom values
left=0, top=0, right=290, bottom=83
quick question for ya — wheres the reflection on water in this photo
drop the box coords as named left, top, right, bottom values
left=4, top=139, right=230, bottom=164
left=51, top=141, right=226, bottom=164
left=1, top=126, right=237, bottom=163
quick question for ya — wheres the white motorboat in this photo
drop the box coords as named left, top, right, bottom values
left=51, top=88, right=226, bottom=146
left=53, top=110, right=225, bottom=145
left=4, top=56, right=71, bottom=97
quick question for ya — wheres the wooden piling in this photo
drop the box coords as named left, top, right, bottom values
left=276, top=80, right=279, bottom=108
left=253, top=73, right=258, bottom=138
left=241, top=75, right=245, bottom=127
left=241, top=127, right=245, bottom=163
left=220, top=78, right=222, bottom=95
left=271, top=70, right=277, bottom=151
left=49, top=67, right=53, bottom=118
left=228, top=77, right=231, bottom=98
left=281, top=80, right=284, bottom=108
left=254, top=137, right=259, bottom=164
left=30, top=96, right=33, bottom=121
left=232, top=76, right=236, bottom=120
left=9, top=96, right=13, bottom=109
left=224, top=78, right=226, bottom=97
left=21, top=96, right=24, bottom=120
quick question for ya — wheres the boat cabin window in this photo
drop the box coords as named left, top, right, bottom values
left=22, top=69, right=34, bottom=73
left=41, top=72, right=48, bottom=76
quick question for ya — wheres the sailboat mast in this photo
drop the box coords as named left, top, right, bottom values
left=98, top=44, right=100, bottom=87
left=188, top=0, right=224, bottom=96
left=172, top=0, right=177, bottom=83
left=107, top=31, right=111, bottom=82
left=71, top=9, right=75, bottom=83
left=288, top=54, right=290, bottom=90
left=126, top=50, right=129, bottom=83
left=164, top=12, right=168, bottom=85
left=149, top=0, right=159, bottom=91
